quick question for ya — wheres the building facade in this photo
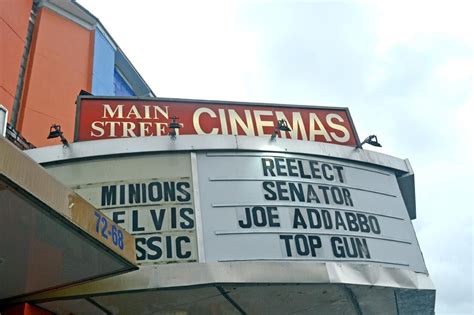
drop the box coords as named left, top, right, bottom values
left=0, top=0, right=154, bottom=148
left=1, top=1, right=435, bottom=314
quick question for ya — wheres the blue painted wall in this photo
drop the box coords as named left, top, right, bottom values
left=114, top=68, right=135, bottom=96
left=91, top=29, right=115, bottom=95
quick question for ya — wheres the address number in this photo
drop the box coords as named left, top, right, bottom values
left=95, top=211, right=124, bottom=250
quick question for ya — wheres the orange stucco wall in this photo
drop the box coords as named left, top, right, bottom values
left=17, top=7, right=93, bottom=147
left=0, top=0, right=32, bottom=113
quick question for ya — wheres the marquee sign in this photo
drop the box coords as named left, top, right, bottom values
left=75, top=97, right=360, bottom=147
left=23, top=120, right=433, bottom=313
left=197, top=151, right=427, bottom=273
left=36, top=140, right=427, bottom=273
left=49, top=154, right=198, bottom=265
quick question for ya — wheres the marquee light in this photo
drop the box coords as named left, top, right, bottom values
left=357, top=135, right=381, bottom=149
left=47, top=124, right=69, bottom=146
left=168, top=116, right=181, bottom=139
left=271, top=119, right=292, bottom=141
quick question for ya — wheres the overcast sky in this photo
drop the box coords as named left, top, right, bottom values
left=79, top=0, right=473, bottom=313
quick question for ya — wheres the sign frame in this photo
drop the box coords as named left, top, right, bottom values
left=74, top=95, right=361, bottom=147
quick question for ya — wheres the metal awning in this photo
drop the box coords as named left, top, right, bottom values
left=0, top=138, right=137, bottom=303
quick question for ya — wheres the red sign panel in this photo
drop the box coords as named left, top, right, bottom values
left=75, top=97, right=360, bottom=147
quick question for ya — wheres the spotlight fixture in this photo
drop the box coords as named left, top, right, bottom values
left=47, top=124, right=69, bottom=146
left=357, top=135, right=381, bottom=149
left=271, top=119, right=291, bottom=140
left=168, top=116, right=181, bottom=139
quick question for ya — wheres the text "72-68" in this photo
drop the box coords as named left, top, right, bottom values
left=95, top=211, right=124, bottom=250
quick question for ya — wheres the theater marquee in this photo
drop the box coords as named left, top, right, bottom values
left=75, top=97, right=360, bottom=147
left=20, top=104, right=433, bottom=313
left=35, top=148, right=426, bottom=272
